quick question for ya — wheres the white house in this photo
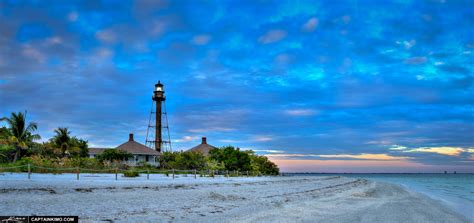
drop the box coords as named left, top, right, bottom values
left=89, top=133, right=160, bottom=166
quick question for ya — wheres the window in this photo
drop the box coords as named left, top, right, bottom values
left=146, top=155, right=149, bottom=162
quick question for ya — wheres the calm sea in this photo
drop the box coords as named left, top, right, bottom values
left=288, top=173, right=474, bottom=220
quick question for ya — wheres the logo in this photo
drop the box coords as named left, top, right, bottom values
left=0, top=216, right=78, bottom=223
left=0, top=216, right=27, bottom=223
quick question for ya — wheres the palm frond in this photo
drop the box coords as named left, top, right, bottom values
left=25, top=122, right=38, bottom=132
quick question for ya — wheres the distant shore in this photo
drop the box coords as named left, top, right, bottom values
left=0, top=174, right=470, bottom=223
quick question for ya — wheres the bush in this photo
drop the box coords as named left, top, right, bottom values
left=209, top=146, right=252, bottom=171
left=159, top=151, right=206, bottom=170
left=0, top=144, right=15, bottom=163
left=250, top=154, right=279, bottom=175
left=97, top=149, right=133, bottom=162
left=124, top=170, right=140, bottom=177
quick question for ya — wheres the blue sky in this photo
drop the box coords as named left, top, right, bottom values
left=0, top=0, right=473, bottom=172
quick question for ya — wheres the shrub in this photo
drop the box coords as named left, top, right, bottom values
left=124, top=170, right=140, bottom=177
left=0, top=144, right=15, bottom=163
left=250, top=154, right=279, bottom=175
left=209, top=146, right=252, bottom=171
left=159, top=151, right=206, bottom=170
left=97, top=149, right=133, bottom=162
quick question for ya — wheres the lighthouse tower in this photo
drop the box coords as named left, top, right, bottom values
left=145, top=81, right=171, bottom=152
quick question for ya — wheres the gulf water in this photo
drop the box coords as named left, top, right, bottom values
left=291, top=173, right=473, bottom=220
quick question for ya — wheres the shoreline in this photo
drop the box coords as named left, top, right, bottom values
left=343, top=174, right=474, bottom=220
left=379, top=180, right=473, bottom=220
left=0, top=174, right=471, bottom=222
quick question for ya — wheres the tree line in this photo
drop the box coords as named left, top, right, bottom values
left=0, top=112, right=89, bottom=163
left=158, top=146, right=279, bottom=175
left=0, top=111, right=279, bottom=175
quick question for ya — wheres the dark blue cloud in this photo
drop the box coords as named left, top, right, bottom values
left=0, top=0, right=473, bottom=171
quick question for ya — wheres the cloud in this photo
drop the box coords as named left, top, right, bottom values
left=258, top=30, right=287, bottom=44
left=389, top=145, right=408, bottom=151
left=403, top=39, right=416, bottom=49
left=95, top=29, right=117, bottom=43
left=285, top=109, right=317, bottom=116
left=269, top=159, right=474, bottom=173
left=341, top=15, right=351, bottom=24
left=265, top=153, right=409, bottom=161
left=150, top=20, right=167, bottom=36
left=92, top=48, right=114, bottom=62
left=253, top=149, right=285, bottom=153
left=187, top=127, right=236, bottom=133
left=390, top=145, right=474, bottom=156
left=253, top=136, right=273, bottom=142
left=45, top=36, right=63, bottom=45
left=21, top=45, right=45, bottom=63
left=174, top=135, right=198, bottom=142
left=219, top=139, right=242, bottom=143
left=403, top=146, right=466, bottom=156
left=317, top=153, right=409, bottom=161
left=1, top=0, right=473, bottom=172
left=191, top=34, right=211, bottom=45
left=404, top=57, right=428, bottom=65
left=302, top=17, right=318, bottom=32
left=68, top=12, right=78, bottom=22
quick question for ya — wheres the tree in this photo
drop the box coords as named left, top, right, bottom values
left=209, top=146, right=252, bottom=171
left=0, top=111, right=41, bottom=162
left=173, top=151, right=207, bottom=170
left=249, top=153, right=279, bottom=175
left=97, top=149, right=133, bottom=162
left=49, top=128, right=88, bottom=158
left=0, top=144, right=15, bottom=163
left=206, top=159, right=225, bottom=171
left=158, top=151, right=178, bottom=169
left=0, top=127, right=9, bottom=145
left=68, top=137, right=89, bottom=158
left=158, top=151, right=207, bottom=170
left=52, top=127, right=71, bottom=156
left=73, top=138, right=89, bottom=158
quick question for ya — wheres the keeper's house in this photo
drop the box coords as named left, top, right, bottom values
left=89, top=133, right=160, bottom=166
left=187, top=137, right=217, bottom=156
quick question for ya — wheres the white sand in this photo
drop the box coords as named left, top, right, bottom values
left=0, top=173, right=470, bottom=223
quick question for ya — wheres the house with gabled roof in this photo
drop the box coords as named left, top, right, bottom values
left=89, top=133, right=160, bottom=166
left=187, top=137, right=217, bottom=156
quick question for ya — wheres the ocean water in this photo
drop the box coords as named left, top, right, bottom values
left=350, top=174, right=474, bottom=220
left=292, top=173, right=474, bottom=220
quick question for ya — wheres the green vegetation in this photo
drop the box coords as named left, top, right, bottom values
left=1, top=111, right=280, bottom=176
left=123, top=169, right=140, bottom=177
left=159, top=151, right=207, bottom=170
left=1, top=112, right=41, bottom=162
left=211, top=146, right=279, bottom=175
left=209, top=146, right=252, bottom=171
left=97, top=149, right=133, bottom=163
left=159, top=146, right=279, bottom=175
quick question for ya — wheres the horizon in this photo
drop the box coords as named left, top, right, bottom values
left=0, top=0, right=473, bottom=173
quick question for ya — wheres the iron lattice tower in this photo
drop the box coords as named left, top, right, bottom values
left=145, top=81, right=172, bottom=152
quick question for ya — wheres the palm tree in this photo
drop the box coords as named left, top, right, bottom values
left=0, top=111, right=41, bottom=162
left=52, top=127, right=71, bottom=156
left=0, top=126, right=9, bottom=144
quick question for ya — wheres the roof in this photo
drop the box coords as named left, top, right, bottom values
left=188, top=144, right=216, bottom=156
left=116, top=140, right=160, bottom=156
left=188, top=137, right=216, bottom=156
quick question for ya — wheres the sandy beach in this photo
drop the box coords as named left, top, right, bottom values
left=0, top=174, right=470, bottom=223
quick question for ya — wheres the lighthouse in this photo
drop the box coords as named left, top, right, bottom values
left=152, top=81, right=165, bottom=152
left=146, top=81, right=171, bottom=152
